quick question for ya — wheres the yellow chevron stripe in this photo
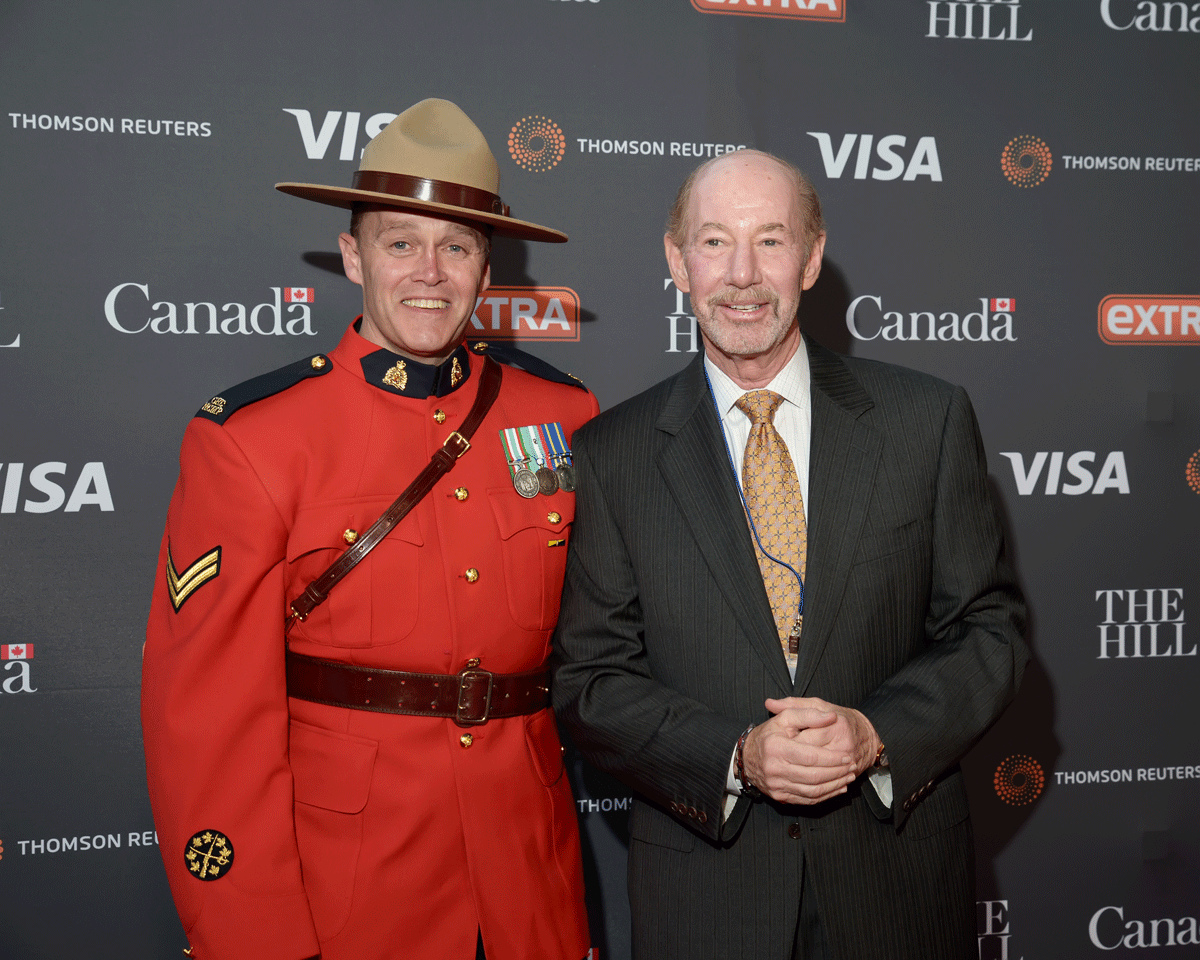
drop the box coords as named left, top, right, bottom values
left=166, top=545, right=222, bottom=612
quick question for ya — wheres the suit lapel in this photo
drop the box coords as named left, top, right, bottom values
left=654, top=356, right=793, bottom=692
left=793, top=339, right=882, bottom=695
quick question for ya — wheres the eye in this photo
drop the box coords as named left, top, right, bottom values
left=703, top=237, right=722, bottom=247
left=391, top=240, right=409, bottom=251
left=762, top=238, right=778, bottom=247
left=447, top=243, right=465, bottom=254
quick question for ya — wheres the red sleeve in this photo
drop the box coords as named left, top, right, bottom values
left=142, top=417, right=320, bottom=960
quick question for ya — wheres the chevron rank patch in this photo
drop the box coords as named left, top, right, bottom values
left=166, top=545, right=221, bottom=612
left=185, top=829, right=234, bottom=881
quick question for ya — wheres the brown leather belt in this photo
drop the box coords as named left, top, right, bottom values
left=285, top=651, right=550, bottom=726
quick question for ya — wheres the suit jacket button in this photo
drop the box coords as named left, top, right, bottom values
left=687, top=806, right=698, bottom=819
left=788, top=823, right=803, bottom=839
left=698, top=811, right=708, bottom=824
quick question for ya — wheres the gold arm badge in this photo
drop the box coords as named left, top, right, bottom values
left=166, top=545, right=222, bottom=612
left=185, top=830, right=234, bottom=881
left=383, top=361, right=408, bottom=391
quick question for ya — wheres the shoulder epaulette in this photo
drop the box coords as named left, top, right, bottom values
left=194, top=354, right=333, bottom=425
left=469, top=341, right=588, bottom=390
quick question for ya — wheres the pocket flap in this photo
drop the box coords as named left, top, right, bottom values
left=286, top=498, right=423, bottom=562
left=488, top=488, right=575, bottom=540
left=289, top=720, right=377, bottom=813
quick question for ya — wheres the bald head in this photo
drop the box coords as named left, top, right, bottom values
left=665, top=150, right=824, bottom=260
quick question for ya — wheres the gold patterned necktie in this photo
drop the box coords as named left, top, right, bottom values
left=735, top=390, right=807, bottom=670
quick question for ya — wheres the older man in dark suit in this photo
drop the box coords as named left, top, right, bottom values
left=551, top=150, right=1028, bottom=959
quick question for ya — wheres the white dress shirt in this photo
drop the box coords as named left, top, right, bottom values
left=704, top=340, right=892, bottom=811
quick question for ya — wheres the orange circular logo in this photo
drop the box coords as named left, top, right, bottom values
left=1187, top=449, right=1200, bottom=495
left=993, top=755, right=1045, bottom=806
left=508, top=115, right=567, bottom=173
left=1001, top=136, right=1053, bottom=188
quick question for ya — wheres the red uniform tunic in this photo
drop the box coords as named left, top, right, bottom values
left=142, top=323, right=596, bottom=960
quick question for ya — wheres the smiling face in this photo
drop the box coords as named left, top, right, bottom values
left=338, top=206, right=491, bottom=363
left=664, top=152, right=825, bottom=387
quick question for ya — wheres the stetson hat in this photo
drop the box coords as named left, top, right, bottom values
left=276, top=98, right=566, bottom=243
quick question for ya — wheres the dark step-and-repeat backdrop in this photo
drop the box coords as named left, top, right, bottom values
left=1, top=2, right=1196, bottom=957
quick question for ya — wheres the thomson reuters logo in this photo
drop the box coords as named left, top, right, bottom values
left=993, top=755, right=1045, bottom=806
left=1098, top=295, right=1200, bottom=344
left=1001, top=135, right=1052, bottom=187
left=689, top=0, right=845, bottom=22
left=1187, top=450, right=1200, bottom=495
left=471, top=287, right=580, bottom=341
left=508, top=116, right=566, bottom=173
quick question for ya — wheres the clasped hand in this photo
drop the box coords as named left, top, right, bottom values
left=741, top=698, right=881, bottom=806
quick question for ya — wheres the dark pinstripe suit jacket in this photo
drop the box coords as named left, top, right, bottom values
left=552, top=339, right=1028, bottom=960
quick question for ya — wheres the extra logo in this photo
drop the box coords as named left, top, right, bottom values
left=1096, top=589, right=1193, bottom=659
left=1101, top=0, right=1200, bottom=33
left=992, top=755, right=1045, bottom=806
left=1, top=462, right=113, bottom=513
left=689, top=0, right=844, bottom=22
left=1187, top=450, right=1200, bottom=495
left=104, top=284, right=317, bottom=337
left=284, top=109, right=396, bottom=160
left=998, top=451, right=1129, bottom=495
left=508, top=116, right=567, bottom=173
left=807, top=133, right=942, bottom=181
left=927, top=1, right=1032, bottom=40
left=1098, top=295, right=1200, bottom=344
left=846, top=296, right=1015, bottom=342
left=2, top=643, right=36, bottom=695
left=471, top=287, right=580, bottom=341
left=1001, top=135, right=1052, bottom=187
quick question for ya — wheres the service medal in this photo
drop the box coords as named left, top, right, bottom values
left=554, top=462, right=577, bottom=492
left=514, top=468, right=541, bottom=498
left=536, top=466, right=559, bottom=496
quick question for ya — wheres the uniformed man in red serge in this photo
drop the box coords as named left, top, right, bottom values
left=141, top=98, right=595, bottom=960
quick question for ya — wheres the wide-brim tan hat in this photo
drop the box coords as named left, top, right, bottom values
left=276, top=98, right=566, bottom=243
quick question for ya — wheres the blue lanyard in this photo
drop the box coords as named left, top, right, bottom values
left=703, top=363, right=805, bottom=625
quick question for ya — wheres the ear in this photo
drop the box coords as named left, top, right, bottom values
left=663, top=233, right=690, bottom=293
left=338, top=232, right=363, bottom=287
left=800, top=231, right=826, bottom=291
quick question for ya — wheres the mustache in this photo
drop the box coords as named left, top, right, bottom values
left=705, top=287, right=780, bottom=311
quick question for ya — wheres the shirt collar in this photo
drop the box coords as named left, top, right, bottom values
left=331, top=318, right=475, bottom=399
left=702, top=335, right=811, bottom=420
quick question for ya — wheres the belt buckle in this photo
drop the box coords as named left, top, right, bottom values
left=455, top=668, right=494, bottom=726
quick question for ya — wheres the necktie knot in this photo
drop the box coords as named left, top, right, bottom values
left=735, top=390, right=785, bottom=426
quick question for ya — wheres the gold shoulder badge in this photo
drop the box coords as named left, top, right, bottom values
left=166, top=545, right=222, bottom=612
left=473, top=341, right=489, bottom=352
left=201, top=397, right=226, bottom=416
left=185, top=829, right=234, bottom=881
left=383, top=360, right=408, bottom=390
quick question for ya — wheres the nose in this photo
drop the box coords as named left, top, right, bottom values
left=411, top=246, right=446, bottom=284
left=725, top=241, right=760, bottom=289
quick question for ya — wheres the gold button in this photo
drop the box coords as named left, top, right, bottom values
left=433, top=409, right=446, bottom=424
left=473, top=341, right=489, bottom=351
left=465, top=658, right=481, bottom=668
left=455, top=487, right=469, bottom=501
left=547, top=511, right=561, bottom=524
left=310, top=355, right=327, bottom=369
left=460, top=734, right=473, bottom=748
left=343, top=529, right=358, bottom=544
left=464, top=568, right=479, bottom=583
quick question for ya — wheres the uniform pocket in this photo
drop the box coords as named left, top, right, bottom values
left=487, top=488, right=575, bottom=631
left=524, top=708, right=566, bottom=786
left=290, top=719, right=378, bottom=941
left=286, top=498, right=423, bottom=647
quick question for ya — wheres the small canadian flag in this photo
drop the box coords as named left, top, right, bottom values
left=2, top=643, right=33, bottom=660
left=284, top=287, right=314, bottom=303
left=990, top=298, right=1015, bottom=312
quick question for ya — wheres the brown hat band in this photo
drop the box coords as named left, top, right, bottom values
left=351, top=170, right=510, bottom=219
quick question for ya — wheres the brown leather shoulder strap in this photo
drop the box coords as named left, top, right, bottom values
left=286, top=356, right=502, bottom=630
